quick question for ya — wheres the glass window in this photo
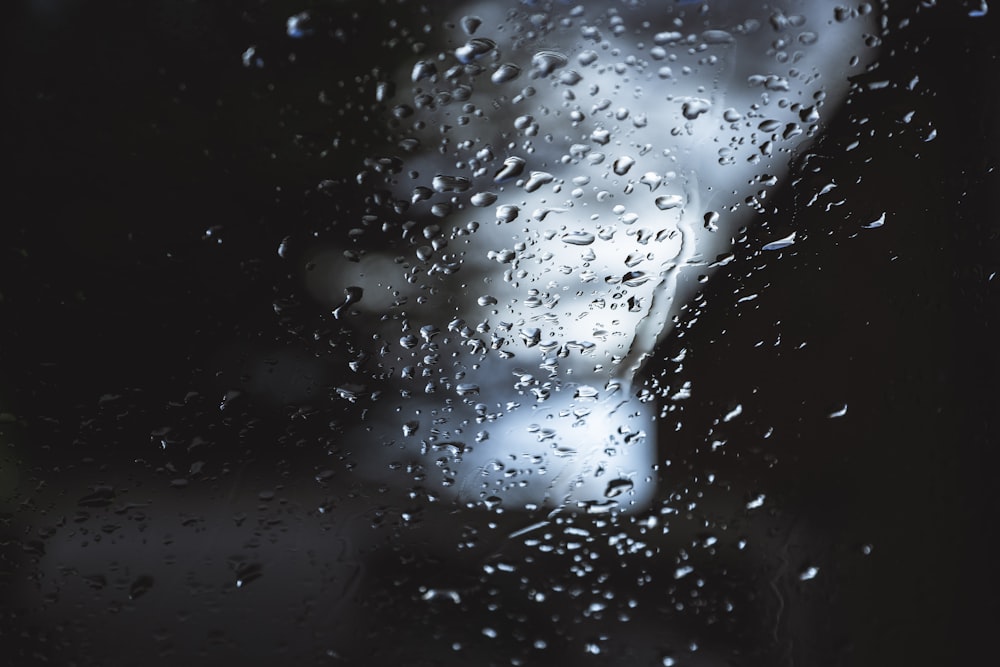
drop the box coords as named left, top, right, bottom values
left=2, top=1, right=996, bottom=665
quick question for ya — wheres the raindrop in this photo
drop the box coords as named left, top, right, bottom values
left=762, top=231, right=796, bottom=250
left=799, top=565, right=820, bottom=581
left=400, top=334, right=420, bottom=349
left=578, top=50, right=598, bottom=66
left=519, top=327, right=541, bottom=347
left=496, top=205, right=519, bottom=223
left=286, top=12, right=314, bottom=38
left=432, top=174, right=472, bottom=193
left=723, top=108, right=742, bottom=122
left=702, top=29, right=735, bottom=44
left=128, top=575, right=155, bottom=600
left=491, top=63, right=522, bottom=84
left=531, top=50, right=569, bottom=76
left=524, top=171, right=554, bottom=193
left=412, top=60, right=437, bottom=83
left=478, top=295, right=498, bottom=306
left=562, top=231, right=595, bottom=246
left=559, top=70, right=583, bottom=85
left=461, top=15, right=482, bottom=35
left=682, top=98, right=712, bottom=120
left=494, top=156, right=526, bottom=183
left=403, top=421, right=419, bottom=436
left=613, top=156, right=635, bottom=176
left=591, top=129, right=611, bottom=145
left=455, top=38, right=496, bottom=64
left=277, top=235, right=291, bottom=258
left=471, top=191, right=498, bottom=207
left=655, top=194, right=684, bottom=210
left=456, top=383, right=481, bottom=397
left=604, top=478, right=634, bottom=498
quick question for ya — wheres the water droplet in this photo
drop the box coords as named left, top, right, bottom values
left=723, top=108, right=742, bottom=122
left=578, top=50, right=598, bottom=66
left=403, top=421, right=419, bottom=436
left=455, top=38, right=496, bottom=64
left=456, top=383, right=481, bottom=397
left=604, top=478, right=634, bottom=498
left=799, top=565, right=820, bottom=581
left=519, top=327, right=541, bottom=347
left=655, top=194, right=684, bottom=210
left=478, top=295, right=498, bottom=306
left=702, top=29, right=735, bottom=44
left=591, top=129, right=611, bottom=145
left=682, top=98, right=712, bottom=120
left=491, top=63, right=522, bottom=84
left=494, top=156, right=526, bottom=183
left=461, top=15, right=482, bottom=35
left=128, top=575, right=155, bottom=600
left=559, top=70, right=583, bottom=86
left=412, top=60, right=437, bottom=83
left=496, top=205, right=519, bottom=223
left=562, top=231, right=595, bottom=246
left=524, top=171, right=554, bottom=193
left=400, top=334, right=420, bottom=349
left=613, top=156, right=635, bottom=176
left=471, top=191, right=498, bottom=207
left=531, top=50, right=568, bottom=77
left=432, top=174, right=472, bottom=193
left=762, top=232, right=796, bottom=251
left=286, top=12, right=314, bottom=39
left=277, top=236, right=291, bottom=258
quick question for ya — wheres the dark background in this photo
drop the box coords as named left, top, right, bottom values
left=2, top=1, right=998, bottom=665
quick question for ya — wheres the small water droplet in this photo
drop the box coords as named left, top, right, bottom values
left=471, top=191, right=498, bottom=207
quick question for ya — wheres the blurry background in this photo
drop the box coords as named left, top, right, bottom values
left=1, top=1, right=998, bottom=665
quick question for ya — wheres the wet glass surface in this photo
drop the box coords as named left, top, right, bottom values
left=2, top=1, right=998, bottom=665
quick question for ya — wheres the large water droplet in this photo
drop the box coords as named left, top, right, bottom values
left=562, top=231, right=596, bottom=246
left=491, top=63, right=522, bottom=84
left=496, top=205, right=519, bottom=223
left=613, top=156, right=635, bottom=176
left=682, top=98, right=712, bottom=120
left=432, top=174, right=472, bottom=193
left=532, top=51, right=569, bottom=76
left=494, top=156, right=526, bottom=183
left=655, top=194, right=684, bottom=210
left=471, top=191, right=498, bottom=207
left=524, top=171, right=554, bottom=193
left=604, top=478, right=634, bottom=498
left=455, top=38, right=496, bottom=64
left=412, top=60, right=437, bottom=83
